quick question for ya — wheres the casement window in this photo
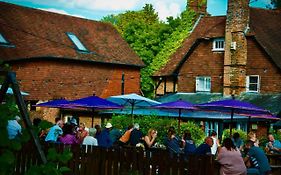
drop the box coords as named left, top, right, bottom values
left=246, top=75, right=260, bottom=93
left=0, top=33, right=13, bottom=47
left=212, top=38, right=225, bottom=51
left=66, top=32, right=88, bottom=52
left=196, top=76, right=211, bottom=92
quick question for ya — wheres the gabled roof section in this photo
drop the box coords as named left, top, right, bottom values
left=0, top=2, right=144, bottom=67
left=154, top=7, right=281, bottom=77
left=249, top=8, right=281, bottom=70
left=153, top=16, right=226, bottom=76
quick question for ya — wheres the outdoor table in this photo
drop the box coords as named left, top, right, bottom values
left=266, top=153, right=281, bottom=175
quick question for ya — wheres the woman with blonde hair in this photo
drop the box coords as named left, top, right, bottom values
left=248, top=131, right=259, bottom=147
left=144, top=128, right=157, bottom=149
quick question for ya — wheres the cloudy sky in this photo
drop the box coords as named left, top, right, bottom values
left=0, top=0, right=270, bottom=21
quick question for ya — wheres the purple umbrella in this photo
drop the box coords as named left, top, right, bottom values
left=35, top=99, right=70, bottom=108
left=197, top=99, right=274, bottom=135
left=67, top=95, right=123, bottom=127
left=151, top=100, right=197, bottom=134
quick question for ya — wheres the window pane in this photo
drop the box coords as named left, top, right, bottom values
left=0, top=33, right=8, bottom=44
left=67, top=33, right=88, bottom=51
left=249, top=84, right=257, bottom=91
left=250, top=77, right=258, bottom=83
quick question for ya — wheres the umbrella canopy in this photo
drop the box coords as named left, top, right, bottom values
left=68, top=95, right=123, bottom=127
left=151, top=100, right=197, bottom=134
left=0, top=85, right=29, bottom=96
left=107, top=93, right=160, bottom=118
left=35, top=99, right=70, bottom=108
left=197, top=99, right=274, bottom=135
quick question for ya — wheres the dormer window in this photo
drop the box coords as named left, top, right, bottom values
left=0, top=33, right=11, bottom=46
left=212, top=38, right=225, bottom=51
left=66, top=32, right=88, bottom=52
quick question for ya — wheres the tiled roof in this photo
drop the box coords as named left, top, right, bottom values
left=0, top=2, right=144, bottom=67
left=154, top=16, right=226, bottom=76
left=249, top=8, right=281, bottom=70
left=154, top=8, right=281, bottom=76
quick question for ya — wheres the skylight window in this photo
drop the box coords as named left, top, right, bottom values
left=0, top=33, right=9, bottom=45
left=66, top=32, right=88, bottom=52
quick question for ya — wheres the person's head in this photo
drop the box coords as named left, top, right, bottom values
left=55, top=116, right=61, bottom=123
left=15, top=115, right=21, bottom=122
left=134, top=123, right=140, bottom=130
left=70, top=118, right=78, bottom=126
left=183, top=130, right=192, bottom=140
left=168, top=127, right=176, bottom=140
left=268, top=134, right=275, bottom=142
left=62, top=123, right=73, bottom=135
left=95, top=124, right=101, bottom=133
left=245, top=140, right=255, bottom=149
left=205, top=137, right=214, bottom=147
left=128, top=124, right=134, bottom=130
left=211, top=131, right=217, bottom=137
left=233, top=132, right=240, bottom=140
left=248, top=131, right=256, bottom=142
left=222, top=138, right=236, bottom=151
left=79, top=123, right=86, bottom=130
left=88, top=128, right=97, bottom=137
left=147, top=128, right=156, bottom=138
left=57, top=120, right=64, bottom=128
left=105, top=122, right=112, bottom=130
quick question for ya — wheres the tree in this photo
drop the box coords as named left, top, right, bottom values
left=270, top=0, right=281, bottom=9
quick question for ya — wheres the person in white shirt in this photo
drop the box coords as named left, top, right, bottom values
left=7, top=115, right=22, bottom=139
left=83, top=127, right=98, bottom=152
left=210, top=131, right=220, bottom=155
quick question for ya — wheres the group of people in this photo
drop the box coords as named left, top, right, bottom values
left=7, top=115, right=280, bottom=175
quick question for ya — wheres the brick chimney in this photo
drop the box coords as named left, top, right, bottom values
left=223, top=0, right=250, bottom=96
left=187, top=0, right=207, bottom=15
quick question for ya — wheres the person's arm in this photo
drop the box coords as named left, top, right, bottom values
left=144, top=135, right=156, bottom=148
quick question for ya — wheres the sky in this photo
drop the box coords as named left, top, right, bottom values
left=0, top=0, right=271, bottom=22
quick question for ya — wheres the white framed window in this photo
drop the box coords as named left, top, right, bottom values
left=212, top=38, right=225, bottom=51
left=66, top=32, right=88, bottom=52
left=0, top=33, right=9, bottom=44
left=196, top=76, right=211, bottom=92
left=246, top=75, right=260, bottom=93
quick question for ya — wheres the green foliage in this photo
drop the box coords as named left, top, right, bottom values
left=102, top=4, right=196, bottom=97
left=222, top=129, right=247, bottom=142
left=109, top=114, right=205, bottom=145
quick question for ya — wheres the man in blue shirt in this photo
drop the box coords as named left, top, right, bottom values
left=244, top=140, right=271, bottom=175
left=7, top=115, right=22, bottom=139
left=265, top=134, right=281, bottom=154
left=194, top=136, right=213, bottom=155
left=45, top=120, right=64, bottom=143
left=98, top=123, right=113, bottom=148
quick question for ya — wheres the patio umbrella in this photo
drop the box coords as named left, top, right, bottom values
left=107, top=93, right=160, bottom=119
left=35, top=99, right=70, bottom=108
left=151, top=100, right=197, bottom=134
left=197, top=99, right=274, bottom=135
left=0, top=85, right=29, bottom=96
left=68, top=95, right=123, bottom=127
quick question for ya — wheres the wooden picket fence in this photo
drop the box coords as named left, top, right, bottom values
left=13, top=142, right=219, bottom=175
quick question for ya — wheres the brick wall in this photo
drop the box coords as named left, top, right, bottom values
left=247, top=38, right=281, bottom=93
left=11, top=59, right=141, bottom=100
left=178, top=40, right=224, bottom=93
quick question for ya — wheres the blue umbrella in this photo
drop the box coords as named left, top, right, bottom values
left=197, top=99, right=274, bottom=135
left=151, top=100, right=197, bottom=134
left=107, top=93, right=160, bottom=119
left=35, top=99, right=70, bottom=108
left=68, top=95, right=123, bottom=127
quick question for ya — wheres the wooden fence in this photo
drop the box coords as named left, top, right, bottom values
left=14, top=142, right=218, bottom=175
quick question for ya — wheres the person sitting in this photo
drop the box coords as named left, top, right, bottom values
left=244, top=140, right=271, bottom=175
left=194, top=136, right=213, bottom=155
left=182, top=130, right=196, bottom=156
left=164, top=126, right=181, bottom=158
left=265, top=134, right=281, bottom=154
left=59, top=123, right=78, bottom=145
left=129, top=123, right=143, bottom=146
left=45, top=120, right=64, bottom=143
left=248, top=131, right=259, bottom=147
left=232, top=132, right=244, bottom=151
left=144, top=128, right=157, bottom=149
left=109, top=125, right=122, bottom=146
left=118, top=124, right=134, bottom=146
left=83, top=128, right=98, bottom=152
left=217, top=138, right=246, bottom=175
left=7, top=115, right=22, bottom=140
left=98, top=123, right=113, bottom=148
left=77, top=123, right=89, bottom=144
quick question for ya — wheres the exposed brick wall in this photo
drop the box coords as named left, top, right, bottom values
left=178, top=40, right=224, bottom=93
left=11, top=59, right=141, bottom=101
left=247, top=38, right=281, bottom=93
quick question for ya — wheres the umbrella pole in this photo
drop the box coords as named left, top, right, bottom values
left=178, top=109, right=181, bottom=134
left=92, top=109, right=94, bottom=128
left=247, top=116, right=251, bottom=134
left=230, top=109, right=234, bottom=136
left=131, top=103, right=134, bottom=122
